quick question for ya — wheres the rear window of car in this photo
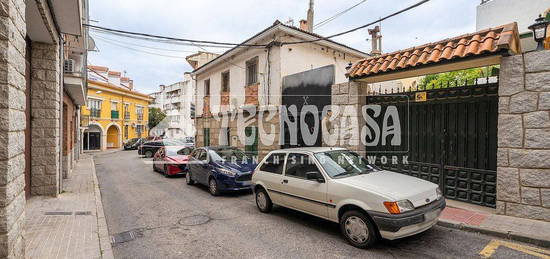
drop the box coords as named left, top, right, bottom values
left=259, top=153, right=286, bottom=174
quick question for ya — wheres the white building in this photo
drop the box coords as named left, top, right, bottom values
left=193, top=20, right=369, bottom=156
left=149, top=52, right=218, bottom=140
left=477, top=0, right=550, bottom=52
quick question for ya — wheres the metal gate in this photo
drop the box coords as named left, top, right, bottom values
left=366, top=79, right=498, bottom=207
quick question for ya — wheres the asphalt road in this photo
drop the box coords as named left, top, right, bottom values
left=94, top=150, right=547, bottom=259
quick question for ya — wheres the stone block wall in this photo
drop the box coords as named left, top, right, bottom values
left=0, top=0, right=27, bottom=257
left=30, top=42, right=60, bottom=196
left=327, top=81, right=368, bottom=154
left=497, top=50, right=550, bottom=221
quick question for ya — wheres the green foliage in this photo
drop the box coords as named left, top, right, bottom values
left=418, top=65, right=500, bottom=90
left=148, top=107, right=166, bottom=129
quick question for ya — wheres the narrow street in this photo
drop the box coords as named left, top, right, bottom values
left=94, top=150, right=544, bottom=258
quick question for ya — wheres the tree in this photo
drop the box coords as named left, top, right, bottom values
left=418, top=65, right=499, bottom=90
left=148, top=107, right=166, bottom=129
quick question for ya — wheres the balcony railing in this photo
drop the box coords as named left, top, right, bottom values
left=111, top=110, right=119, bottom=119
left=125, top=112, right=131, bottom=120
left=90, top=109, right=101, bottom=118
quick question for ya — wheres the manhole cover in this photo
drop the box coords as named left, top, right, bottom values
left=178, top=215, right=211, bottom=226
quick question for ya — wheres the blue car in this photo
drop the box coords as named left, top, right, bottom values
left=186, top=146, right=257, bottom=196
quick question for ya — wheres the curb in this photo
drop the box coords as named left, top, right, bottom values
left=90, top=156, right=115, bottom=259
left=437, top=220, right=550, bottom=248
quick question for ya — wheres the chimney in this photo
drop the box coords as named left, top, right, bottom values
left=368, top=26, right=382, bottom=56
left=299, top=19, right=308, bottom=31
left=307, top=0, right=314, bottom=32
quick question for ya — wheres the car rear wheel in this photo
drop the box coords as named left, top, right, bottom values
left=208, top=178, right=220, bottom=196
left=145, top=150, right=153, bottom=158
left=340, top=210, right=378, bottom=249
left=186, top=172, right=194, bottom=185
left=255, top=188, right=272, bottom=213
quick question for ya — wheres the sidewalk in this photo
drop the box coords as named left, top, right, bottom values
left=438, top=201, right=550, bottom=247
left=24, top=154, right=113, bottom=259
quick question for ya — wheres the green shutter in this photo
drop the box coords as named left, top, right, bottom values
left=204, top=128, right=210, bottom=146
left=245, top=127, right=258, bottom=156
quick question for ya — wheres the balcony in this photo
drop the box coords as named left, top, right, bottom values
left=111, top=110, right=119, bottom=119
left=90, top=109, right=101, bottom=118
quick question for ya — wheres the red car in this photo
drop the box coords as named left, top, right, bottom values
left=152, top=146, right=194, bottom=177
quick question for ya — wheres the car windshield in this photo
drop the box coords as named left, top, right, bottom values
left=163, top=139, right=186, bottom=146
left=314, top=150, right=380, bottom=178
left=209, top=148, right=248, bottom=162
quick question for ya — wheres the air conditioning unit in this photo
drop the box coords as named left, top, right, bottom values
left=64, top=59, right=75, bottom=73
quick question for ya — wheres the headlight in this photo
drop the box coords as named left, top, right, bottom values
left=383, top=200, right=415, bottom=214
left=436, top=187, right=443, bottom=200
left=219, top=168, right=236, bottom=177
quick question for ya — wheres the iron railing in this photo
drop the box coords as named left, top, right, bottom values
left=90, top=109, right=101, bottom=118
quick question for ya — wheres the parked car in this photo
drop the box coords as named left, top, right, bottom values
left=251, top=147, right=445, bottom=249
left=186, top=146, right=257, bottom=196
left=152, top=146, right=193, bottom=177
left=138, top=139, right=191, bottom=158
left=123, top=138, right=144, bottom=150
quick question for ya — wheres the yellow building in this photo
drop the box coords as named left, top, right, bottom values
left=81, top=66, right=152, bottom=150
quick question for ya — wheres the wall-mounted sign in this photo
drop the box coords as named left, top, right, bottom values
left=415, top=91, right=427, bottom=102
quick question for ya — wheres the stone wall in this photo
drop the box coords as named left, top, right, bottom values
left=497, top=50, right=550, bottom=221
left=327, top=81, right=368, bottom=154
left=0, top=0, right=27, bottom=257
left=30, top=42, right=60, bottom=196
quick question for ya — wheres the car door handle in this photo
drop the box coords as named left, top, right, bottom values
left=282, top=179, right=288, bottom=184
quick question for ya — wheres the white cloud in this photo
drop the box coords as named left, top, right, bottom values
left=89, top=0, right=479, bottom=93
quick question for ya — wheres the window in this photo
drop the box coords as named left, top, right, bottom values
left=88, top=99, right=102, bottom=118
left=221, top=71, right=230, bottom=92
left=246, top=57, right=258, bottom=86
left=136, top=106, right=144, bottom=121
left=285, top=153, right=320, bottom=179
left=124, top=103, right=130, bottom=119
left=220, top=127, right=231, bottom=146
left=111, top=101, right=119, bottom=119
left=136, top=124, right=143, bottom=137
left=245, top=127, right=258, bottom=156
left=111, top=101, right=118, bottom=111
left=197, top=150, right=208, bottom=161
left=260, top=153, right=286, bottom=174
left=203, top=128, right=210, bottom=146
left=204, top=79, right=210, bottom=96
left=190, top=104, right=196, bottom=118
left=124, top=125, right=128, bottom=139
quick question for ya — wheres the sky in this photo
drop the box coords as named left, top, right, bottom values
left=87, top=0, right=479, bottom=94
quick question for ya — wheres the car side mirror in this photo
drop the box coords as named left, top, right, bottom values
left=306, top=171, right=325, bottom=183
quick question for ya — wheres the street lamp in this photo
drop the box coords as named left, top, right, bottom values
left=528, top=15, right=549, bottom=51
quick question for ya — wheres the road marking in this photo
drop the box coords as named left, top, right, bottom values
left=479, top=239, right=550, bottom=258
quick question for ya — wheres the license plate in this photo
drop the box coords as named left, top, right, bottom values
left=425, top=209, right=440, bottom=222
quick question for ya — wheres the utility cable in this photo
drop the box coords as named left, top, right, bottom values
left=314, top=0, right=367, bottom=29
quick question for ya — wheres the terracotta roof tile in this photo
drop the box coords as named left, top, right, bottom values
left=347, top=22, right=521, bottom=79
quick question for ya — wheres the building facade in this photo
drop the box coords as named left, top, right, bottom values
left=149, top=53, right=218, bottom=140
left=0, top=0, right=89, bottom=256
left=193, top=21, right=368, bottom=158
left=82, top=66, right=152, bottom=151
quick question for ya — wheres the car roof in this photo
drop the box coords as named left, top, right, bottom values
left=269, top=147, right=347, bottom=154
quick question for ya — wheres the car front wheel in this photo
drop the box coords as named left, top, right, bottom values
left=208, top=178, right=220, bottom=196
left=255, top=188, right=272, bottom=213
left=340, top=210, right=378, bottom=249
left=145, top=150, right=153, bottom=158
